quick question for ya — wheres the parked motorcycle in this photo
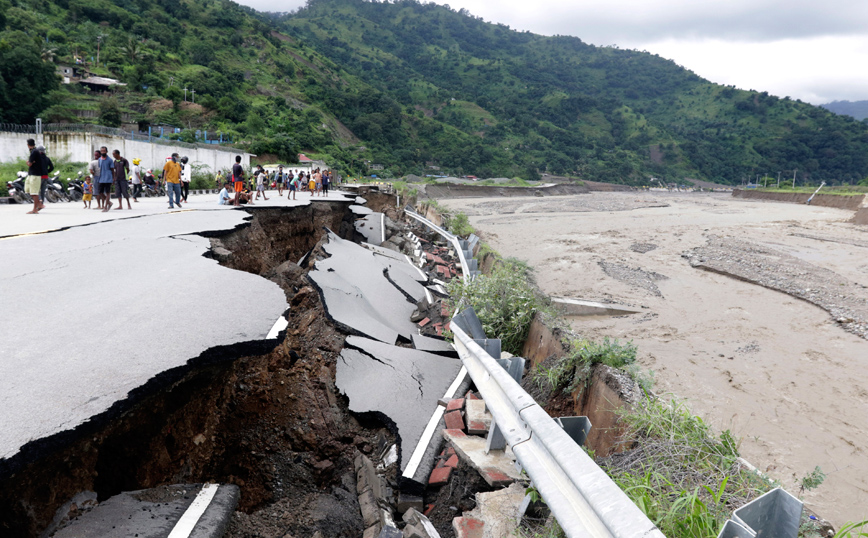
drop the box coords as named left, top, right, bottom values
left=44, top=172, right=69, bottom=203
left=6, top=172, right=32, bottom=204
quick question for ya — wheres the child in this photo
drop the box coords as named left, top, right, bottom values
left=255, top=168, right=269, bottom=200
left=82, top=176, right=93, bottom=209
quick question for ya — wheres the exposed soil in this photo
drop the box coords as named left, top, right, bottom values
left=441, top=191, right=868, bottom=526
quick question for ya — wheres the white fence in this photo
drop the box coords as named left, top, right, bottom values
left=0, top=127, right=250, bottom=175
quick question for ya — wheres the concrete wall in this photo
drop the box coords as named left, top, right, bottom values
left=0, top=131, right=250, bottom=174
left=732, top=188, right=868, bottom=211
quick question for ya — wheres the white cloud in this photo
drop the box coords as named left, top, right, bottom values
left=643, top=36, right=868, bottom=104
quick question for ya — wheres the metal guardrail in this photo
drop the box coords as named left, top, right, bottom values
left=404, top=206, right=471, bottom=284
left=450, top=313, right=665, bottom=538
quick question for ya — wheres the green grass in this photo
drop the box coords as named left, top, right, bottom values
left=599, top=398, right=775, bottom=538
left=534, top=337, right=643, bottom=394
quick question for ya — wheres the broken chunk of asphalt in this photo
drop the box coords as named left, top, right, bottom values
left=355, top=213, right=385, bottom=246
left=51, top=483, right=239, bottom=538
left=337, top=336, right=462, bottom=480
left=307, top=230, right=418, bottom=344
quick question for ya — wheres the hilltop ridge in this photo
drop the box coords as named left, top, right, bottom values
left=2, top=0, right=868, bottom=184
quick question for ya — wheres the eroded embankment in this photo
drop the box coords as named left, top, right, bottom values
left=422, top=182, right=590, bottom=199
left=0, top=203, right=394, bottom=538
left=732, top=188, right=867, bottom=211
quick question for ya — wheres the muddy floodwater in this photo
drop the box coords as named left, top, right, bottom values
left=441, top=191, right=868, bottom=526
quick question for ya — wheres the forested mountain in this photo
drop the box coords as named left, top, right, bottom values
left=821, top=100, right=868, bottom=122
left=3, top=0, right=868, bottom=185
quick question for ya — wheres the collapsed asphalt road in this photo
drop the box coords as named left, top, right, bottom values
left=0, top=188, right=478, bottom=538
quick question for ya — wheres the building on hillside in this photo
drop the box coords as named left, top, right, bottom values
left=78, top=76, right=127, bottom=93
left=57, top=65, right=85, bottom=84
left=369, top=164, right=384, bottom=171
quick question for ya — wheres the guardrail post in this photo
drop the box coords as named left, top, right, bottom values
left=485, top=418, right=507, bottom=453
left=732, top=488, right=802, bottom=538
left=495, top=357, right=525, bottom=383
left=554, top=417, right=591, bottom=447
left=718, top=520, right=756, bottom=538
left=451, top=307, right=486, bottom=339
left=473, top=338, right=501, bottom=361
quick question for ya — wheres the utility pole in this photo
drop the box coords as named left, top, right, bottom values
left=96, top=35, right=103, bottom=67
left=792, top=169, right=797, bottom=189
left=191, top=89, right=195, bottom=104
left=169, top=76, right=174, bottom=87
left=183, top=87, right=188, bottom=102
left=777, top=171, right=781, bottom=187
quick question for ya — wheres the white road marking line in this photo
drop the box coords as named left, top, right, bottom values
left=166, top=483, right=219, bottom=538
left=403, top=366, right=467, bottom=480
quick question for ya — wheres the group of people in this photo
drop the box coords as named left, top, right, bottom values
left=21, top=141, right=339, bottom=214
left=216, top=162, right=334, bottom=206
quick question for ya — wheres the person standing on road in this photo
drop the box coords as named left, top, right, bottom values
left=130, top=158, right=143, bottom=202
left=232, top=156, right=245, bottom=207
left=82, top=176, right=93, bottom=209
left=37, top=145, right=53, bottom=206
left=276, top=165, right=285, bottom=196
left=322, top=169, right=330, bottom=197
left=163, top=153, right=183, bottom=209
left=97, top=146, right=115, bottom=212
left=180, top=156, right=191, bottom=203
left=255, top=166, right=269, bottom=200
left=88, top=150, right=102, bottom=209
left=24, top=139, right=43, bottom=214
left=288, top=173, right=299, bottom=200
left=112, top=150, right=131, bottom=210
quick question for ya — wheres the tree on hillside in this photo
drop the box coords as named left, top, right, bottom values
left=98, top=96, right=122, bottom=127
left=0, top=31, right=60, bottom=123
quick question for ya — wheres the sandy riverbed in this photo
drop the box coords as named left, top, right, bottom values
left=441, top=191, right=868, bottom=526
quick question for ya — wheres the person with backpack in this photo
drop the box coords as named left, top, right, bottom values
left=37, top=145, right=53, bottom=207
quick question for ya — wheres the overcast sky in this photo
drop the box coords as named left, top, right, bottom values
left=236, top=0, right=868, bottom=105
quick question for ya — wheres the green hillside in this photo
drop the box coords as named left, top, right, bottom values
left=3, top=0, right=868, bottom=185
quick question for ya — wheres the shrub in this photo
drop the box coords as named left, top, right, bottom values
left=446, top=258, right=548, bottom=355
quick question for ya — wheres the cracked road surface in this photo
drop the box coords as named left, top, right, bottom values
left=0, top=198, right=290, bottom=461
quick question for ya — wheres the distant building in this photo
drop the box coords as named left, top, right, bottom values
left=56, top=65, right=84, bottom=84
left=369, top=164, right=384, bottom=171
left=292, top=153, right=326, bottom=174
left=78, top=76, right=127, bottom=92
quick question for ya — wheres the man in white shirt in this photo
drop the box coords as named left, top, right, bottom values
left=218, top=182, right=232, bottom=205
